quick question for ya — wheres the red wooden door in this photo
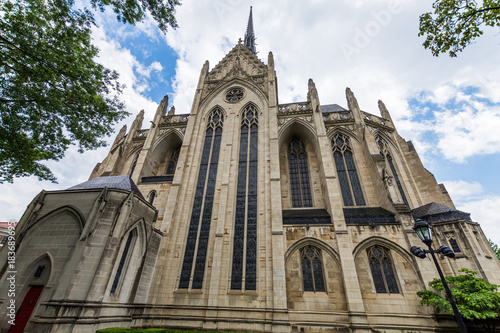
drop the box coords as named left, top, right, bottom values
left=8, top=286, right=43, bottom=333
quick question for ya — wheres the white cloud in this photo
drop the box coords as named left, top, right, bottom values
left=457, top=196, right=500, bottom=246
left=442, top=180, right=483, bottom=201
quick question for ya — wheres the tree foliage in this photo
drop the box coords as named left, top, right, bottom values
left=0, top=0, right=179, bottom=183
left=417, top=268, right=500, bottom=332
left=89, top=0, right=180, bottom=34
left=490, top=239, right=500, bottom=261
left=0, top=0, right=128, bottom=183
left=419, top=0, right=500, bottom=57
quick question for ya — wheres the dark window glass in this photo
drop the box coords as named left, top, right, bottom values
left=300, top=246, right=326, bottom=292
left=287, top=137, right=313, bottom=208
left=180, top=107, right=224, bottom=289
left=231, top=104, right=259, bottom=290
left=367, top=245, right=400, bottom=294
left=449, top=238, right=461, bottom=253
left=331, top=134, right=365, bottom=206
left=111, top=230, right=136, bottom=294
left=148, top=191, right=156, bottom=205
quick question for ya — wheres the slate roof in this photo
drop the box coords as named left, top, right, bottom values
left=320, top=104, right=348, bottom=113
left=343, top=207, right=397, bottom=224
left=282, top=209, right=331, bottom=225
left=67, top=175, right=144, bottom=199
left=412, top=202, right=471, bottom=222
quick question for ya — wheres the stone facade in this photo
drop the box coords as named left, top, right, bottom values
left=1, top=36, right=500, bottom=333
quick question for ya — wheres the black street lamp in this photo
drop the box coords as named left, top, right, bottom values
left=411, top=219, right=468, bottom=333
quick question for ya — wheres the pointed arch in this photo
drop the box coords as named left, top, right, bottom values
left=285, top=237, right=341, bottom=267
left=109, top=220, right=147, bottom=296
left=141, top=130, right=183, bottom=180
left=21, top=205, right=84, bottom=238
left=326, top=126, right=361, bottom=145
left=352, top=236, right=423, bottom=291
left=148, top=190, right=157, bottom=205
left=352, top=236, right=413, bottom=262
left=199, top=78, right=269, bottom=112
left=278, top=117, right=318, bottom=151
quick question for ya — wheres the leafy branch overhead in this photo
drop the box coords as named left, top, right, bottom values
left=418, top=268, right=500, bottom=332
left=0, top=0, right=180, bottom=183
left=419, top=0, right=500, bottom=57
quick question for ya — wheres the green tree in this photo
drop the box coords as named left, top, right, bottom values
left=419, top=0, right=500, bottom=57
left=0, top=0, right=179, bottom=183
left=418, top=268, right=500, bottom=332
left=490, top=239, right=500, bottom=261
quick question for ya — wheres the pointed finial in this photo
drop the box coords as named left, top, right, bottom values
left=244, top=6, right=256, bottom=54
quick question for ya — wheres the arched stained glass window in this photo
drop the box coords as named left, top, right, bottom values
left=367, top=245, right=399, bottom=294
left=231, top=104, right=258, bottom=290
left=331, top=133, right=365, bottom=206
left=287, top=137, right=313, bottom=207
left=165, top=147, right=181, bottom=181
left=300, top=246, right=325, bottom=292
left=449, top=238, right=461, bottom=253
left=377, top=137, right=409, bottom=208
left=111, top=229, right=137, bottom=294
left=179, top=107, right=224, bottom=290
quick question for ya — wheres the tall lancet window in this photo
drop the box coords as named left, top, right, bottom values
left=111, top=229, right=137, bottom=294
left=377, top=137, right=409, bottom=208
left=287, top=137, right=313, bottom=207
left=179, top=107, right=224, bottom=289
left=331, top=133, right=365, bottom=206
left=231, top=103, right=258, bottom=290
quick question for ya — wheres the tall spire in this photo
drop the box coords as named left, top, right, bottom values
left=244, top=6, right=256, bottom=54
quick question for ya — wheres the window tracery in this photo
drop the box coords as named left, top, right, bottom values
left=331, top=133, right=365, bottom=206
left=225, top=87, right=245, bottom=103
left=287, top=137, right=313, bottom=207
left=179, top=107, right=224, bottom=289
left=300, top=245, right=325, bottom=292
left=231, top=104, right=258, bottom=290
left=367, top=245, right=399, bottom=294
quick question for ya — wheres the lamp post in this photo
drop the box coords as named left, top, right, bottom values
left=410, top=219, right=468, bottom=333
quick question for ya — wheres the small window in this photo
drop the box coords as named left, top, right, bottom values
left=300, top=246, right=325, bottom=292
left=449, top=238, right=461, bottom=253
left=367, top=245, right=399, bottom=294
left=148, top=191, right=156, bottom=205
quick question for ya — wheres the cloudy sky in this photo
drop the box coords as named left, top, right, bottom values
left=2, top=0, right=500, bottom=246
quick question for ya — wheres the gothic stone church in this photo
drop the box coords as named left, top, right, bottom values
left=1, top=9, right=500, bottom=333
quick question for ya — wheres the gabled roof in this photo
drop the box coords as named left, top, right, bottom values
left=66, top=175, right=144, bottom=199
left=206, top=43, right=267, bottom=81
